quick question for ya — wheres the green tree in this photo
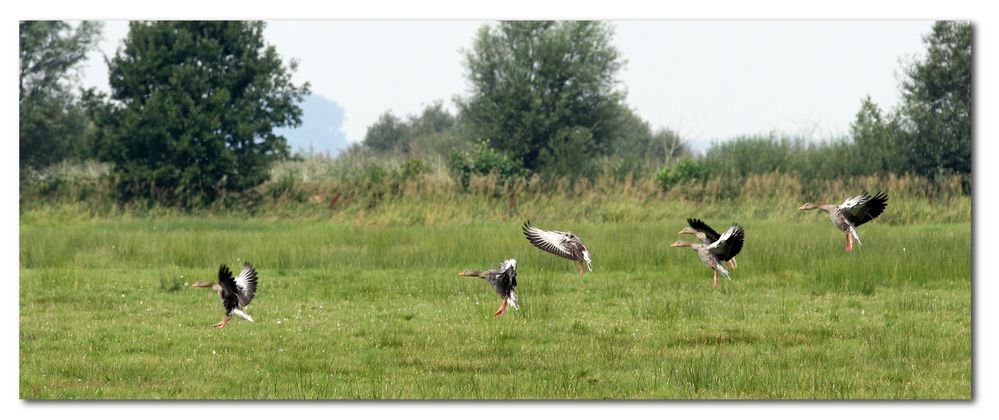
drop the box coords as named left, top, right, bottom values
left=19, top=20, right=102, bottom=168
left=850, top=96, right=904, bottom=174
left=408, top=100, right=456, bottom=138
left=458, top=21, right=626, bottom=177
left=363, top=111, right=410, bottom=154
left=898, top=21, right=972, bottom=178
left=90, top=21, right=309, bottom=207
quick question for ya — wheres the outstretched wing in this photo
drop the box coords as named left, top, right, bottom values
left=217, top=264, right=240, bottom=314
left=233, top=262, right=258, bottom=306
left=838, top=191, right=888, bottom=227
left=707, top=224, right=745, bottom=262
left=687, top=218, right=722, bottom=243
left=523, top=221, right=575, bottom=261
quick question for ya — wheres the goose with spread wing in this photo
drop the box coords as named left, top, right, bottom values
left=192, top=262, right=259, bottom=328
left=522, top=220, right=592, bottom=276
left=799, top=191, right=888, bottom=252
left=672, top=224, right=745, bottom=289
left=458, top=259, right=519, bottom=317
left=679, top=218, right=738, bottom=269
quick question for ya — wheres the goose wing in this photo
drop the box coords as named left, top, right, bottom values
left=499, top=259, right=517, bottom=288
left=523, top=221, right=575, bottom=261
left=217, top=264, right=240, bottom=314
left=838, top=191, right=888, bottom=227
left=707, top=224, right=745, bottom=262
left=687, top=218, right=722, bottom=243
left=233, top=262, right=258, bottom=307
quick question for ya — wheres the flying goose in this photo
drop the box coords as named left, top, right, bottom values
left=799, top=191, right=888, bottom=252
left=192, top=262, right=258, bottom=328
left=672, top=224, right=745, bottom=288
left=458, top=259, right=519, bottom=317
left=679, top=218, right=738, bottom=269
left=522, top=220, right=592, bottom=275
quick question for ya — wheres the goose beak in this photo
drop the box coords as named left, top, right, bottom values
left=798, top=204, right=807, bottom=210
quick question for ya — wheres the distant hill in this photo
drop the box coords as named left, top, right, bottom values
left=275, top=94, right=350, bottom=157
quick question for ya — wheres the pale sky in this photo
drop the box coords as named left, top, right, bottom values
left=81, top=20, right=933, bottom=150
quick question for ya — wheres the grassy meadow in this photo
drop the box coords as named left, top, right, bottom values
left=19, top=215, right=971, bottom=399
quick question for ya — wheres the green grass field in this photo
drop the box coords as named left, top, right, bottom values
left=19, top=217, right=970, bottom=399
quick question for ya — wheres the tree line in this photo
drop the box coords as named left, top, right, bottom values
left=19, top=20, right=971, bottom=209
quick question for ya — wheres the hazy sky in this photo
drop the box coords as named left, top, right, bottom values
left=81, top=20, right=933, bottom=149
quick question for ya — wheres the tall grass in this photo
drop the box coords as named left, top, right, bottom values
left=20, top=156, right=970, bottom=226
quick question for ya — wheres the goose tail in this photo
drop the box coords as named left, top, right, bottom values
left=507, top=291, right=520, bottom=310
left=231, top=308, right=254, bottom=322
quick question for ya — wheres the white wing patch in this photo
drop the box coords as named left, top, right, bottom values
left=537, top=229, right=572, bottom=254
left=234, top=265, right=254, bottom=292
left=500, top=259, right=517, bottom=272
left=707, top=225, right=736, bottom=250
left=838, top=193, right=867, bottom=211
left=582, top=249, right=593, bottom=272
left=525, top=225, right=575, bottom=259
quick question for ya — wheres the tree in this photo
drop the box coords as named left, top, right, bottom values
left=408, top=100, right=456, bottom=138
left=458, top=21, right=626, bottom=177
left=363, top=111, right=410, bottom=153
left=19, top=21, right=102, bottom=168
left=90, top=21, right=309, bottom=207
left=609, top=106, right=688, bottom=164
left=850, top=96, right=905, bottom=174
left=898, top=21, right=972, bottom=178
left=363, top=101, right=463, bottom=156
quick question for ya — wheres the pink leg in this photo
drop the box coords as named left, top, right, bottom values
left=712, top=271, right=718, bottom=289
left=845, top=233, right=854, bottom=252
left=578, top=261, right=585, bottom=276
left=494, top=299, right=507, bottom=317
left=213, top=316, right=231, bottom=329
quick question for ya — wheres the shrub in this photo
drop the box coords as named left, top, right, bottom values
left=448, top=140, right=527, bottom=190
left=655, top=158, right=710, bottom=191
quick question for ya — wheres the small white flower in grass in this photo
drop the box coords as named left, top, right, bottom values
left=212, top=350, right=217, bottom=355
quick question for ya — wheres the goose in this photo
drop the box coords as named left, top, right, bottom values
left=458, top=259, right=519, bottom=317
left=671, top=224, right=745, bottom=289
left=522, top=220, right=592, bottom=275
left=799, top=191, right=888, bottom=252
left=191, top=262, right=258, bottom=328
left=679, top=218, right=738, bottom=269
